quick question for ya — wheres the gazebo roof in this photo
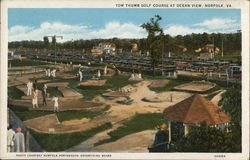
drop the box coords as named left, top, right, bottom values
left=163, top=94, right=230, bottom=125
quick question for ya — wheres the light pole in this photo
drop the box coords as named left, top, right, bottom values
left=44, top=35, right=63, bottom=66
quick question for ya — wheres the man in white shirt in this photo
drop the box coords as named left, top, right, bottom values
left=7, top=125, right=15, bottom=152
left=97, top=70, right=101, bottom=78
left=13, top=128, right=25, bottom=152
left=48, top=68, right=51, bottom=77
left=26, top=81, right=33, bottom=96
left=52, top=96, right=59, bottom=112
left=79, top=70, right=83, bottom=82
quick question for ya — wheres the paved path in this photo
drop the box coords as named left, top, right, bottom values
left=211, top=90, right=226, bottom=105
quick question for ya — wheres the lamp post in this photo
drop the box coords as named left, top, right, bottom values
left=44, top=35, right=63, bottom=66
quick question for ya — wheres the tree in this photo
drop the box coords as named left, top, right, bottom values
left=141, top=15, right=164, bottom=75
left=52, top=36, right=56, bottom=46
left=174, top=124, right=236, bottom=152
left=43, top=36, right=49, bottom=47
left=219, top=85, right=241, bottom=151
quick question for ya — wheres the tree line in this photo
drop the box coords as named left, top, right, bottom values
left=9, top=32, right=241, bottom=55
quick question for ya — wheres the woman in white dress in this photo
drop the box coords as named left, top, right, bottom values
left=52, top=96, right=59, bottom=112
left=32, top=89, right=39, bottom=108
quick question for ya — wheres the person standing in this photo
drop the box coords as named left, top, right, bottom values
left=26, top=80, right=33, bottom=96
left=13, top=128, right=25, bottom=152
left=43, top=84, right=47, bottom=96
left=32, top=89, right=39, bottom=108
left=41, top=89, right=47, bottom=106
left=52, top=96, right=59, bottom=112
left=7, top=125, right=15, bottom=152
left=79, top=70, right=83, bottom=82
left=97, top=70, right=101, bottom=78
left=33, top=79, right=38, bottom=90
left=48, top=68, right=51, bottom=77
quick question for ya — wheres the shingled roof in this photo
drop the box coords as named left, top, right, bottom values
left=163, top=94, right=230, bottom=125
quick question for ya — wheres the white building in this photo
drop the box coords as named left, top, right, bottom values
left=98, top=42, right=116, bottom=55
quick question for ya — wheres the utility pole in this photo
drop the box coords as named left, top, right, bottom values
left=44, top=35, right=63, bottom=66
left=212, top=37, right=215, bottom=59
left=221, top=38, right=224, bottom=57
left=161, top=35, right=164, bottom=76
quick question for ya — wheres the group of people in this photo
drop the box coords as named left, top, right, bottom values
left=7, top=125, right=25, bottom=152
left=27, top=80, right=47, bottom=108
left=45, top=68, right=57, bottom=77
left=26, top=80, right=59, bottom=112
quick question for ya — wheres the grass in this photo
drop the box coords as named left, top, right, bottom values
left=94, top=113, right=163, bottom=146
left=8, top=86, right=25, bottom=99
left=9, top=105, right=54, bottom=121
left=9, top=59, right=49, bottom=67
left=56, top=105, right=111, bottom=122
left=205, top=92, right=219, bottom=100
left=46, top=87, right=64, bottom=97
left=30, top=122, right=112, bottom=151
left=9, top=104, right=111, bottom=122
left=214, top=53, right=241, bottom=63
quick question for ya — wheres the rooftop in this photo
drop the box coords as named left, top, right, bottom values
left=163, top=94, right=230, bottom=125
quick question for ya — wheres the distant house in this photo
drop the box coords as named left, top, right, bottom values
left=91, top=42, right=116, bottom=55
left=202, top=44, right=220, bottom=54
left=197, top=44, right=221, bottom=60
left=99, top=42, right=116, bottom=55
left=131, top=43, right=139, bottom=53
left=203, top=44, right=214, bottom=53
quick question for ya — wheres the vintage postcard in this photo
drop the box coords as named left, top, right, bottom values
left=0, top=0, right=249, bottom=159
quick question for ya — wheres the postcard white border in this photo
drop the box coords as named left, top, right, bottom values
left=1, top=0, right=249, bottom=159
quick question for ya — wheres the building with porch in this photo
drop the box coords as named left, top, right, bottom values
left=163, top=94, right=230, bottom=143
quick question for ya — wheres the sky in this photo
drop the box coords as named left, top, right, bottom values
left=8, top=8, right=241, bottom=42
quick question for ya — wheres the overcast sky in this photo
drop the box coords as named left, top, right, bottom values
left=8, top=8, right=241, bottom=42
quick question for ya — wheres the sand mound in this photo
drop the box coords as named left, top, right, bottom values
left=46, top=82, right=69, bottom=87
left=150, top=80, right=169, bottom=88
left=62, top=118, right=90, bottom=126
left=103, top=91, right=129, bottom=97
left=78, top=80, right=107, bottom=86
left=174, top=81, right=215, bottom=92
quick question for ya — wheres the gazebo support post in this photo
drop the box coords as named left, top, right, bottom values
left=168, top=121, right=171, bottom=143
left=184, top=123, right=189, bottom=136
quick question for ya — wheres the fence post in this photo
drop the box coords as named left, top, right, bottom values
left=25, top=130, right=29, bottom=152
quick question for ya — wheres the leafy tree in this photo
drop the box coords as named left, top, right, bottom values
left=219, top=85, right=241, bottom=151
left=52, top=36, right=56, bottom=46
left=43, top=36, right=49, bottom=47
left=220, top=85, right=241, bottom=124
left=141, top=15, right=164, bottom=75
left=174, top=124, right=234, bottom=152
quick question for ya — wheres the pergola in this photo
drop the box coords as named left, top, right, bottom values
left=163, top=94, right=230, bottom=143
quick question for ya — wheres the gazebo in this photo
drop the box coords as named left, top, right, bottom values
left=163, top=94, right=230, bottom=143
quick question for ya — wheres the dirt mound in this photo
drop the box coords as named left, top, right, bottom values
left=174, top=81, right=215, bottom=92
left=102, top=91, right=129, bottom=97
left=46, top=82, right=69, bottom=87
left=78, top=80, right=107, bottom=86
left=150, top=80, right=169, bottom=88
